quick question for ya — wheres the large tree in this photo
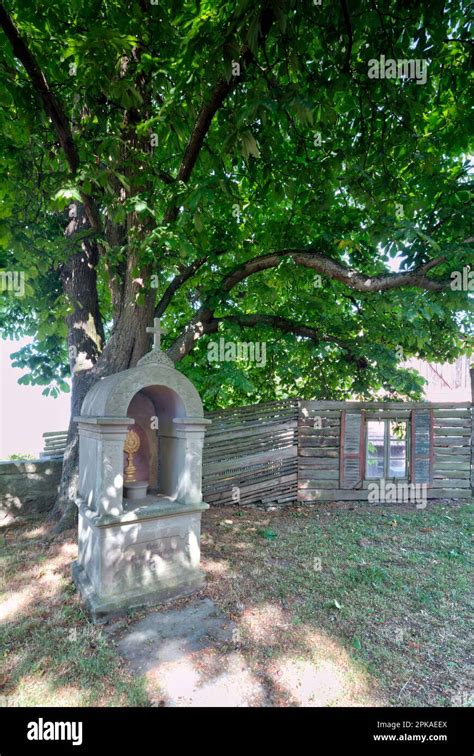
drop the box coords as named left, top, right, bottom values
left=0, top=0, right=472, bottom=527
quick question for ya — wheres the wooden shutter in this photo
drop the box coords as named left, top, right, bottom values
left=410, top=409, right=433, bottom=484
left=340, top=411, right=364, bottom=488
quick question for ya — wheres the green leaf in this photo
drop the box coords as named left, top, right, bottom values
left=247, top=16, right=260, bottom=56
left=259, top=529, right=277, bottom=540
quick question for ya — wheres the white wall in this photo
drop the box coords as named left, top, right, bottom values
left=404, top=355, right=472, bottom=402
left=0, top=337, right=71, bottom=459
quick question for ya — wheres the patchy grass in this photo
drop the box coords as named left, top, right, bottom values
left=201, top=501, right=473, bottom=706
left=0, top=500, right=472, bottom=707
left=0, top=520, right=149, bottom=706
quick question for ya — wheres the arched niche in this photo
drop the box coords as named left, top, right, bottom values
left=75, top=358, right=210, bottom=516
left=125, top=384, right=188, bottom=496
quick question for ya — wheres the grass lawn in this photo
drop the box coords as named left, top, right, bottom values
left=0, top=500, right=472, bottom=706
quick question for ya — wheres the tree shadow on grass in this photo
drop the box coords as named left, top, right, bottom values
left=196, top=502, right=472, bottom=707
left=0, top=517, right=149, bottom=707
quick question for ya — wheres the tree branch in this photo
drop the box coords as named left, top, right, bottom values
left=167, top=307, right=216, bottom=362
left=154, top=246, right=230, bottom=317
left=158, top=242, right=449, bottom=343
left=0, top=5, right=78, bottom=171
left=166, top=251, right=449, bottom=362
left=340, top=0, right=353, bottom=73
left=219, top=313, right=369, bottom=368
left=167, top=309, right=368, bottom=366
left=155, top=256, right=208, bottom=317
left=220, top=313, right=344, bottom=348
left=163, top=6, right=275, bottom=222
left=221, top=249, right=449, bottom=293
left=0, top=3, right=101, bottom=230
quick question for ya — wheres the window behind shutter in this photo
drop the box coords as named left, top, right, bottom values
left=410, top=409, right=433, bottom=484
left=340, top=411, right=364, bottom=488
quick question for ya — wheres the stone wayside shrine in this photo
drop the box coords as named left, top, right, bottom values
left=72, top=319, right=211, bottom=621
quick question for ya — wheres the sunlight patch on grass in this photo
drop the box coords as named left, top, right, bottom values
left=201, top=559, right=229, bottom=576
left=240, top=603, right=287, bottom=643
left=202, top=501, right=473, bottom=706
left=270, top=657, right=346, bottom=706
left=13, top=675, right=88, bottom=707
left=0, top=586, right=33, bottom=622
left=1, top=518, right=150, bottom=707
left=21, top=526, right=49, bottom=540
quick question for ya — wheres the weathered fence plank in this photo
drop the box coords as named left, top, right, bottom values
left=202, top=399, right=299, bottom=505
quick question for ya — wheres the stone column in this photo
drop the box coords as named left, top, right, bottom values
left=173, top=417, right=212, bottom=504
left=75, top=416, right=133, bottom=516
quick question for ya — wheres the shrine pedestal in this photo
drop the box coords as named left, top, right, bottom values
left=73, top=496, right=209, bottom=622
left=123, top=480, right=149, bottom=500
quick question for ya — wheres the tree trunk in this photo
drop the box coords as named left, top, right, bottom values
left=50, top=203, right=104, bottom=529
left=52, top=371, right=99, bottom=531
left=51, top=209, right=156, bottom=530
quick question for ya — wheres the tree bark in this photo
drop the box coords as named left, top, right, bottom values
left=52, top=371, right=98, bottom=531
left=51, top=216, right=156, bottom=530
left=50, top=203, right=104, bottom=530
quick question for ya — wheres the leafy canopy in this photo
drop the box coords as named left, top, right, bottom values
left=0, top=0, right=472, bottom=405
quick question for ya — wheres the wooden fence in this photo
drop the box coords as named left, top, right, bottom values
left=298, top=401, right=473, bottom=502
left=40, top=431, right=68, bottom=458
left=202, top=399, right=299, bottom=506
left=43, top=398, right=473, bottom=507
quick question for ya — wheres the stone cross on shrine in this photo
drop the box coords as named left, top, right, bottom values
left=146, top=318, right=167, bottom=351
